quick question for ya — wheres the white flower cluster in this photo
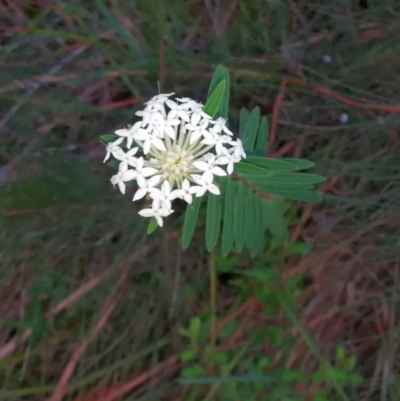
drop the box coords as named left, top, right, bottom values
left=104, top=93, right=246, bottom=227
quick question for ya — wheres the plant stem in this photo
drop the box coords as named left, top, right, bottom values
left=209, top=250, right=217, bottom=352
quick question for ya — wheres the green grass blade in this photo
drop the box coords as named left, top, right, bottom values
left=262, top=199, right=288, bottom=245
left=255, top=116, right=269, bottom=154
left=205, top=192, right=222, bottom=252
left=94, top=0, right=141, bottom=58
left=182, top=197, right=202, bottom=250
left=204, top=80, right=226, bottom=118
left=221, top=178, right=235, bottom=257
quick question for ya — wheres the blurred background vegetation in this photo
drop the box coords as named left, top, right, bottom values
left=1, top=0, right=400, bottom=400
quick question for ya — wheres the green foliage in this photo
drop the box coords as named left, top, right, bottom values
left=180, top=251, right=362, bottom=400
left=181, top=66, right=325, bottom=254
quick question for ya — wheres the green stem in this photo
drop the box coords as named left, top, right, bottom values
left=209, top=250, right=217, bottom=351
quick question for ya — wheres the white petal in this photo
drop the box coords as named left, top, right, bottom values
left=164, top=126, right=176, bottom=140
left=122, top=170, right=137, bottom=181
left=196, top=187, right=207, bottom=197
left=138, top=209, right=154, bottom=218
left=170, top=189, right=182, bottom=200
left=149, top=188, right=163, bottom=200
left=182, top=179, right=190, bottom=190
left=227, top=162, right=234, bottom=175
left=200, top=137, right=215, bottom=146
left=152, top=138, right=167, bottom=151
left=154, top=214, right=164, bottom=227
left=161, top=180, right=171, bottom=195
left=117, top=181, right=126, bottom=194
left=211, top=166, right=227, bottom=176
left=141, top=167, right=158, bottom=177
left=115, top=129, right=129, bottom=136
left=192, top=161, right=209, bottom=171
left=203, top=171, right=214, bottom=182
left=183, top=193, right=193, bottom=204
left=147, top=175, right=162, bottom=187
left=136, top=175, right=147, bottom=187
left=133, top=188, right=147, bottom=201
left=208, top=183, right=220, bottom=195
left=134, top=129, right=149, bottom=141
left=189, top=130, right=202, bottom=144
left=143, top=140, right=151, bottom=154
left=191, top=113, right=201, bottom=126
left=191, top=174, right=204, bottom=185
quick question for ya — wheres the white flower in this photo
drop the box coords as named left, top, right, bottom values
left=210, top=117, right=233, bottom=136
left=134, top=157, right=158, bottom=181
left=133, top=175, right=161, bottom=201
left=135, top=109, right=162, bottom=126
left=201, top=131, right=231, bottom=155
left=114, top=147, right=139, bottom=170
left=193, top=154, right=227, bottom=181
left=185, top=118, right=210, bottom=144
left=149, top=180, right=181, bottom=210
left=104, top=138, right=124, bottom=162
left=230, top=138, right=246, bottom=159
left=115, top=121, right=142, bottom=148
left=104, top=94, right=246, bottom=225
left=176, top=178, right=200, bottom=204
left=165, top=99, right=191, bottom=122
left=134, top=129, right=166, bottom=154
left=110, top=164, right=137, bottom=194
left=153, top=112, right=181, bottom=140
left=217, top=149, right=240, bottom=175
left=138, top=202, right=172, bottom=227
left=191, top=174, right=220, bottom=197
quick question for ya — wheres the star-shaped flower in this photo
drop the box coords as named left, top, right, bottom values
left=191, top=174, right=220, bottom=197
left=104, top=138, right=124, bottom=162
left=149, top=180, right=181, bottom=210
left=110, top=164, right=137, bottom=194
left=138, top=202, right=172, bottom=227
left=193, top=154, right=227, bottom=181
left=114, top=147, right=139, bottom=170
left=133, top=175, right=161, bottom=201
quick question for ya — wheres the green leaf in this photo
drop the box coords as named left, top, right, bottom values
left=206, top=192, right=222, bottom=252
left=244, top=172, right=326, bottom=186
left=180, top=348, right=198, bottom=362
left=182, top=197, right=202, bottom=250
left=99, top=134, right=117, bottom=142
left=204, top=80, right=226, bottom=118
left=234, top=182, right=246, bottom=251
left=244, top=188, right=255, bottom=250
left=207, top=65, right=230, bottom=118
left=147, top=217, right=158, bottom=234
left=251, top=183, right=323, bottom=202
left=255, top=116, right=269, bottom=153
left=240, top=107, right=260, bottom=151
left=283, top=158, right=315, bottom=171
left=221, top=178, right=235, bottom=257
left=262, top=199, right=288, bottom=244
left=248, top=194, right=264, bottom=256
left=246, top=156, right=297, bottom=171
left=234, top=161, right=272, bottom=176
left=286, top=242, right=312, bottom=254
